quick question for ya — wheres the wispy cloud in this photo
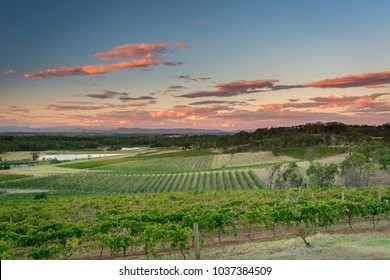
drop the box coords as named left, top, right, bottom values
left=23, top=42, right=187, bottom=79
left=178, top=74, right=212, bottom=82
left=23, top=58, right=159, bottom=78
left=7, top=105, right=29, bottom=113
left=189, top=100, right=249, bottom=106
left=46, top=104, right=107, bottom=111
left=86, top=90, right=122, bottom=99
left=163, top=85, right=187, bottom=94
left=93, top=43, right=168, bottom=60
left=118, top=95, right=156, bottom=102
left=257, top=93, right=389, bottom=112
left=308, top=93, right=388, bottom=108
left=173, top=43, right=189, bottom=49
left=86, top=90, right=156, bottom=102
left=307, top=71, right=390, bottom=88
left=178, top=71, right=390, bottom=99
left=179, top=79, right=278, bottom=98
left=3, top=69, right=16, bottom=75
left=94, top=43, right=188, bottom=60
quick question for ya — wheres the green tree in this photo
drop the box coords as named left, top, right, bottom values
left=372, top=147, right=390, bottom=170
left=340, top=152, right=375, bottom=187
left=266, top=162, right=303, bottom=188
left=354, top=141, right=381, bottom=159
left=306, top=162, right=338, bottom=188
left=31, top=152, right=39, bottom=161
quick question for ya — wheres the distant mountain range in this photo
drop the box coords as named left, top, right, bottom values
left=0, top=126, right=236, bottom=135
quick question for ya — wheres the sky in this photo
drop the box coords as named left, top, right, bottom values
left=1, top=0, right=389, bottom=130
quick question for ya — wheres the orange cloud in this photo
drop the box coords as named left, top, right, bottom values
left=93, top=43, right=169, bottom=60
left=148, top=106, right=227, bottom=119
left=307, top=71, right=390, bottom=88
left=310, top=93, right=388, bottom=108
left=23, top=58, right=158, bottom=78
left=173, top=43, right=189, bottom=49
left=24, top=42, right=187, bottom=79
left=179, top=79, right=278, bottom=98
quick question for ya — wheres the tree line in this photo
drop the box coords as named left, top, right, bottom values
left=0, top=122, right=389, bottom=154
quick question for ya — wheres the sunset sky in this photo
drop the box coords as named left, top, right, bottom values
left=1, top=0, right=389, bottom=130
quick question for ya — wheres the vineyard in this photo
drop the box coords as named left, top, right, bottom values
left=1, top=187, right=390, bottom=259
left=0, top=170, right=264, bottom=194
left=59, top=149, right=216, bottom=173
left=0, top=174, right=31, bottom=183
left=1, top=143, right=389, bottom=260
left=95, top=154, right=214, bottom=174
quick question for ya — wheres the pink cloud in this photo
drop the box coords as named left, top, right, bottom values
left=93, top=43, right=169, bottom=60
left=23, top=42, right=187, bottom=79
left=179, top=79, right=278, bottom=98
left=307, top=71, right=390, bottom=88
left=173, top=43, right=189, bottom=49
left=309, top=93, right=388, bottom=108
left=23, top=58, right=159, bottom=78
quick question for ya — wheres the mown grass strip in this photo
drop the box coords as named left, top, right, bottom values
left=279, top=146, right=347, bottom=159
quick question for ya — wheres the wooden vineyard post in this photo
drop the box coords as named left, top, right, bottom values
left=341, top=192, right=344, bottom=201
left=193, top=223, right=201, bottom=260
left=123, top=228, right=127, bottom=257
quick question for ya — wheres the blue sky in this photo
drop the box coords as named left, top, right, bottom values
left=1, top=0, right=389, bottom=129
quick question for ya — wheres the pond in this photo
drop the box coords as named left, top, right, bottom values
left=38, top=154, right=121, bottom=161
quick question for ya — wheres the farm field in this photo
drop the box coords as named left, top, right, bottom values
left=0, top=170, right=263, bottom=194
left=94, top=154, right=215, bottom=174
left=1, top=143, right=389, bottom=260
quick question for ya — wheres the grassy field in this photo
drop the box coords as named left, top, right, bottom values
left=179, top=231, right=390, bottom=260
left=278, top=146, right=347, bottom=159
left=0, top=151, right=35, bottom=161
left=211, top=151, right=295, bottom=168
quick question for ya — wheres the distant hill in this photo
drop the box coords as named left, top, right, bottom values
left=0, top=126, right=235, bottom=135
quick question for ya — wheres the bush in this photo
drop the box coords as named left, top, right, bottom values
left=0, top=162, right=11, bottom=170
left=306, top=162, right=338, bottom=188
left=266, top=162, right=303, bottom=188
left=340, top=152, right=375, bottom=187
left=33, top=193, right=48, bottom=200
